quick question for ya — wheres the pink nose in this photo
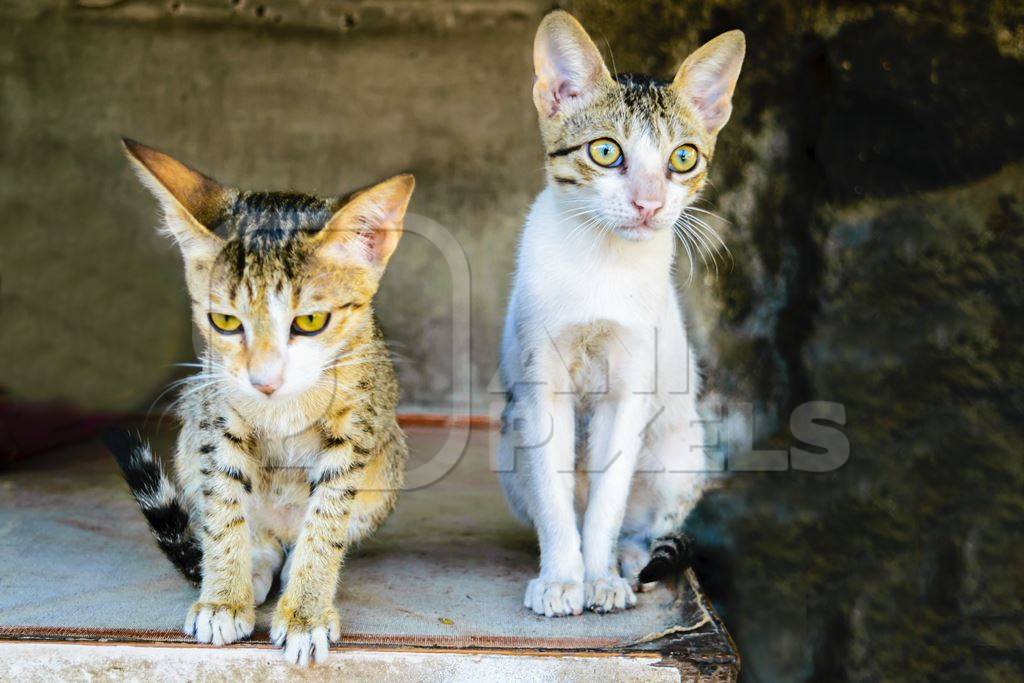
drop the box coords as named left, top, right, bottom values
left=250, top=374, right=283, bottom=396
left=249, top=353, right=284, bottom=396
left=251, top=378, right=282, bottom=396
left=633, top=199, right=663, bottom=221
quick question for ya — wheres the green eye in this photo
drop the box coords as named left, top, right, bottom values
left=209, top=312, right=242, bottom=334
left=588, top=138, right=623, bottom=168
left=292, top=312, right=331, bottom=336
left=669, top=144, right=699, bottom=173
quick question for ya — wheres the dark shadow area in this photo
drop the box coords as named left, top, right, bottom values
left=574, top=1, right=1024, bottom=680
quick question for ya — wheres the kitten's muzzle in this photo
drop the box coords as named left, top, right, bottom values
left=632, top=198, right=663, bottom=223
left=248, top=353, right=285, bottom=396
left=251, top=376, right=283, bottom=396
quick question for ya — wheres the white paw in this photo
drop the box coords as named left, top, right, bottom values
left=585, top=575, right=638, bottom=614
left=184, top=602, right=255, bottom=645
left=252, top=568, right=274, bottom=607
left=524, top=577, right=584, bottom=617
left=619, top=543, right=651, bottom=590
left=270, top=608, right=341, bottom=666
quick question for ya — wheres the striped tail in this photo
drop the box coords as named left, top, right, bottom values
left=103, top=428, right=202, bottom=585
left=638, top=532, right=695, bottom=584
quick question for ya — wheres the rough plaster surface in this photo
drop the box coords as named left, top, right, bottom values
left=1, top=0, right=549, bottom=412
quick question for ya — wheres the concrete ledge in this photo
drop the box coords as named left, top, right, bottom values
left=0, top=640, right=732, bottom=682
left=0, top=426, right=738, bottom=680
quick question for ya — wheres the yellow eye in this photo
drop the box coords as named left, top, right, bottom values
left=669, top=144, right=699, bottom=173
left=292, top=312, right=330, bottom=336
left=588, top=138, right=624, bottom=168
left=208, top=313, right=242, bottom=334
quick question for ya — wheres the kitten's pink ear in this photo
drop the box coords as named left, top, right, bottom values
left=321, top=174, right=414, bottom=272
left=122, top=139, right=228, bottom=260
left=671, top=30, right=746, bottom=135
left=533, top=11, right=613, bottom=118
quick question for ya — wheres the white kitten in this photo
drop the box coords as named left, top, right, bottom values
left=497, top=11, right=745, bottom=616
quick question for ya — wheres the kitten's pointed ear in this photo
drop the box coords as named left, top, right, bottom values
left=533, top=11, right=613, bottom=118
left=671, top=30, right=746, bottom=135
left=122, top=138, right=228, bottom=259
left=320, top=174, right=415, bottom=273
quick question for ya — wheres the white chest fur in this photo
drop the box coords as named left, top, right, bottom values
left=505, top=188, right=691, bottom=403
left=515, top=189, right=676, bottom=329
left=498, top=186, right=708, bottom=615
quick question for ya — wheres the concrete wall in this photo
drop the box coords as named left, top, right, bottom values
left=1, top=0, right=551, bottom=413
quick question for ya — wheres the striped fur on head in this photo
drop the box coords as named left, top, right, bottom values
left=532, top=11, right=744, bottom=243
left=123, top=139, right=414, bottom=406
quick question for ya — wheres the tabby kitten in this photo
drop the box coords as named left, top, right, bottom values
left=498, top=12, right=744, bottom=616
left=107, top=140, right=413, bottom=665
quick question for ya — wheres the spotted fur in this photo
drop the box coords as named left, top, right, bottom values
left=114, top=139, right=413, bottom=665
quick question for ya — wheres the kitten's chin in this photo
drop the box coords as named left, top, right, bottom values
left=231, top=381, right=306, bottom=407
left=614, top=224, right=660, bottom=242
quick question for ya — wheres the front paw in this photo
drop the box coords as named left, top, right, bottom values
left=271, top=603, right=341, bottom=666
left=184, top=601, right=255, bottom=645
left=585, top=575, right=637, bottom=614
left=524, top=577, right=584, bottom=617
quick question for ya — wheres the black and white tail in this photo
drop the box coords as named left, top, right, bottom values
left=103, top=428, right=202, bottom=585
left=638, top=532, right=695, bottom=584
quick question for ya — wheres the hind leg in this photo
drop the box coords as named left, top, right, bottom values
left=618, top=534, right=652, bottom=591
left=251, top=529, right=284, bottom=606
left=642, top=410, right=713, bottom=530
left=617, top=473, right=657, bottom=590
left=621, top=421, right=713, bottom=587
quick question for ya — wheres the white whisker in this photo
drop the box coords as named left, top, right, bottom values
left=680, top=208, right=734, bottom=272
